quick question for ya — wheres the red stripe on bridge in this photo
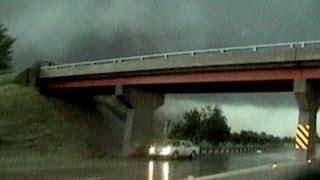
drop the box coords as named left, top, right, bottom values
left=46, top=67, right=320, bottom=89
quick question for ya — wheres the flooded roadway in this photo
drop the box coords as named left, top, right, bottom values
left=1, top=149, right=299, bottom=180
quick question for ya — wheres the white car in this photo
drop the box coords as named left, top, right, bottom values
left=148, top=140, right=200, bottom=159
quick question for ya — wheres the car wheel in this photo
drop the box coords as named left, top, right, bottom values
left=190, top=151, right=196, bottom=160
left=172, top=151, right=179, bottom=160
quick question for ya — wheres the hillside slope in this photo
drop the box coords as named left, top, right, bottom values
left=0, top=74, right=110, bottom=159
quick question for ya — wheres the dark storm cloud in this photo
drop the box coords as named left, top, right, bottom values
left=1, top=0, right=320, bottom=70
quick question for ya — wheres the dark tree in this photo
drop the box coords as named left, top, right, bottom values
left=200, top=106, right=230, bottom=144
left=168, top=121, right=186, bottom=140
left=169, top=105, right=231, bottom=144
left=229, top=132, right=242, bottom=144
left=169, top=108, right=202, bottom=142
left=230, top=130, right=283, bottom=145
left=182, top=108, right=202, bottom=142
left=0, top=24, right=15, bottom=69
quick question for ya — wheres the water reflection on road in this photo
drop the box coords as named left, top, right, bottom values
left=0, top=149, right=298, bottom=180
left=146, top=154, right=231, bottom=180
left=148, top=161, right=170, bottom=180
left=162, top=161, right=169, bottom=180
left=148, top=161, right=171, bottom=180
left=146, top=149, right=296, bottom=180
left=148, top=161, right=154, bottom=180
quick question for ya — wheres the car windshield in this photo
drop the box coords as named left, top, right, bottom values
left=160, top=140, right=179, bottom=147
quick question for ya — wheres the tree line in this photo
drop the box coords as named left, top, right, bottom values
left=169, top=106, right=230, bottom=145
left=0, top=24, right=15, bottom=70
left=168, top=105, right=294, bottom=145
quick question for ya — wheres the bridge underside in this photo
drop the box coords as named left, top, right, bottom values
left=42, top=80, right=294, bottom=96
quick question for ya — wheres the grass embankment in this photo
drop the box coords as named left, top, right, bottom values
left=0, top=73, right=16, bottom=86
left=0, top=73, right=110, bottom=159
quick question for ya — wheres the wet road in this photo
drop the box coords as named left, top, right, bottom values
left=1, top=149, right=299, bottom=180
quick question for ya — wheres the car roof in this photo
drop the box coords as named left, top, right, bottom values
left=166, top=139, right=192, bottom=143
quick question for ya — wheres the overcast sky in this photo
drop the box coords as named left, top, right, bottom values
left=155, top=93, right=305, bottom=137
left=1, top=0, right=320, bottom=136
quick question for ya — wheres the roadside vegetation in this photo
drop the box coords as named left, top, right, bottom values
left=168, top=105, right=295, bottom=149
left=0, top=72, right=16, bottom=86
left=0, top=24, right=15, bottom=70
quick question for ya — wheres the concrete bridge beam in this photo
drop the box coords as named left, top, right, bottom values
left=294, top=79, right=319, bottom=161
left=116, top=87, right=165, bottom=156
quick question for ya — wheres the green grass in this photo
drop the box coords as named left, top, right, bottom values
left=0, top=78, right=110, bottom=159
left=0, top=73, right=16, bottom=86
left=0, top=84, right=70, bottom=156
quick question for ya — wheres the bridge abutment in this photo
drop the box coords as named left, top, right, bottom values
left=116, top=87, right=165, bottom=156
left=294, top=79, right=319, bottom=161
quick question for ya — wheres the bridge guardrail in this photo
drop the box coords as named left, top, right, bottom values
left=41, top=40, right=320, bottom=70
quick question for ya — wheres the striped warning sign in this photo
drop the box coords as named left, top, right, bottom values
left=295, top=124, right=310, bottom=150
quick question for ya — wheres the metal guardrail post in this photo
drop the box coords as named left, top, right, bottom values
left=253, top=46, right=257, bottom=52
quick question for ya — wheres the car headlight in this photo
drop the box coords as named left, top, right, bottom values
left=149, top=146, right=155, bottom=154
left=160, top=146, right=172, bottom=155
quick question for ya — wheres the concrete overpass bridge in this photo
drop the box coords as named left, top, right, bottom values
left=38, top=40, right=320, bottom=159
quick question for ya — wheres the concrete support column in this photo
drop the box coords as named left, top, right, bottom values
left=294, top=79, right=318, bottom=161
left=116, top=87, right=164, bottom=156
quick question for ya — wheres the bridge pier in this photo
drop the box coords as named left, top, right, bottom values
left=294, top=79, right=318, bottom=161
left=116, top=87, right=164, bottom=156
